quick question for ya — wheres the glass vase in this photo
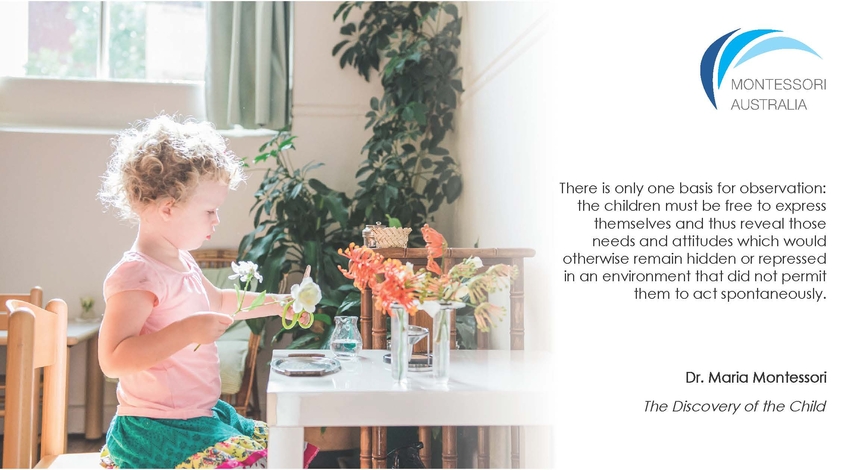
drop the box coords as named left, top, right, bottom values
left=433, top=301, right=464, bottom=383
left=389, top=303, right=409, bottom=382
left=330, top=316, right=362, bottom=360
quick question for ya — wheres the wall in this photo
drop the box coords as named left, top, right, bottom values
left=455, top=2, right=553, bottom=351
left=453, top=2, right=554, bottom=467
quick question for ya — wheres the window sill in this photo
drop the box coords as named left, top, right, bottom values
left=0, top=76, right=205, bottom=130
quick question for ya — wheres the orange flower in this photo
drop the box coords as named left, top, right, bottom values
left=421, top=224, right=446, bottom=274
left=472, top=302, right=506, bottom=332
left=336, top=225, right=516, bottom=330
left=374, top=259, right=417, bottom=316
left=338, top=243, right=385, bottom=291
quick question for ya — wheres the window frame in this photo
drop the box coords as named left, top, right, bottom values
left=22, top=0, right=206, bottom=84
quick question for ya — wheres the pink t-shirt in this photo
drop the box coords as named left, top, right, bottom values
left=103, top=250, right=221, bottom=419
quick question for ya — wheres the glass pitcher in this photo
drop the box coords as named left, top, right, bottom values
left=330, top=316, right=363, bottom=360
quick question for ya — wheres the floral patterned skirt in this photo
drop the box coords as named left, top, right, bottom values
left=100, top=400, right=317, bottom=469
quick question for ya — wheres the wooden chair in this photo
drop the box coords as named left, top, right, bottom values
left=359, top=248, right=535, bottom=469
left=2, top=298, right=69, bottom=469
left=191, top=249, right=262, bottom=419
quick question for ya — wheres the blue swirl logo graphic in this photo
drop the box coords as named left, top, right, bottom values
left=700, top=29, right=821, bottom=108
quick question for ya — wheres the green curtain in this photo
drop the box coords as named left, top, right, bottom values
left=205, top=2, right=292, bottom=130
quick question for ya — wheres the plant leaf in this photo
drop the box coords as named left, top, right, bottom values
left=332, top=39, right=349, bottom=56
left=385, top=214, right=402, bottom=228
left=248, top=291, right=267, bottom=310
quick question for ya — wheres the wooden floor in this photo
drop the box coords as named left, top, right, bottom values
left=67, top=433, right=106, bottom=453
left=0, top=435, right=104, bottom=467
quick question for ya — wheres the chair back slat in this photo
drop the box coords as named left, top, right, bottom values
left=0, top=286, right=44, bottom=311
left=2, top=298, right=69, bottom=468
left=191, top=249, right=239, bottom=269
left=3, top=306, right=37, bottom=469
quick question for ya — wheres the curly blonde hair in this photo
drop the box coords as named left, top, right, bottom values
left=98, top=115, right=246, bottom=221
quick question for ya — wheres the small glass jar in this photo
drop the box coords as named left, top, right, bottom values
left=362, top=225, right=377, bottom=248
left=330, top=316, right=363, bottom=360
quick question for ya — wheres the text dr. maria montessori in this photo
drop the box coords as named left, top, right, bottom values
left=687, top=371, right=827, bottom=384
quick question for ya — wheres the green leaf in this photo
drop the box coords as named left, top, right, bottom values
left=340, top=47, right=355, bottom=68
left=248, top=291, right=267, bottom=310
left=245, top=317, right=267, bottom=336
left=308, top=179, right=331, bottom=194
left=332, top=39, right=349, bottom=56
left=284, top=332, right=321, bottom=349
left=444, top=175, right=463, bottom=203
left=385, top=214, right=402, bottom=228
left=323, top=193, right=349, bottom=225
left=429, top=147, right=449, bottom=156
left=332, top=2, right=349, bottom=20
left=444, top=3, right=459, bottom=18
left=288, top=182, right=303, bottom=199
left=338, top=292, right=362, bottom=314
left=304, top=161, right=325, bottom=173
left=261, top=245, right=288, bottom=294
left=340, top=22, right=357, bottom=36
left=370, top=96, right=379, bottom=110
left=314, top=313, right=333, bottom=325
left=402, top=106, right=415, bottom=122
left=378, top=186, right=391, bottom=210
left=246, top=230, right=277, bottom=261
left=413, top=106, right=427, bottom=126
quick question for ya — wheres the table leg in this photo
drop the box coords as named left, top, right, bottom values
left=84, top=335, right=104, bottom=439
left=511, top=426, right=520, bottom=468
left=269, top=426, right=304, bottom=469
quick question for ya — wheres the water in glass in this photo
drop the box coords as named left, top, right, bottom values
left=330, top=316, right=362, bottom=360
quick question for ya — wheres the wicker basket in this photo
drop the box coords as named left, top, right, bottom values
left=372, top=224, right=412, bottom=248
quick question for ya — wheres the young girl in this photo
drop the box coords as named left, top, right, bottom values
left=97, top=115, right=317, bottom=469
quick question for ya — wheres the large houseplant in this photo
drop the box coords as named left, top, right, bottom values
left=333, top=1, right=464, bottom=246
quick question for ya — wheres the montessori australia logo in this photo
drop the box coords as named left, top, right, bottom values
left=700, top=29, right=824, bottom=110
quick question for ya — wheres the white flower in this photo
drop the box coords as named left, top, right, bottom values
left=455, top=285, right=469, bottom=300
left=290, top=276, right=322, bottom=313
left=469, top=257, right=483, bottom=269
left=229, top=261, right=263, bottom=283
left=404, top=262, right=415, bottom=274
left=420, top=300, right=441, bottom=318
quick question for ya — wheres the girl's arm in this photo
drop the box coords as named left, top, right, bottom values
left=99, top=289, right=233, bottom=378
left=202, top=275, right=286, bottom=320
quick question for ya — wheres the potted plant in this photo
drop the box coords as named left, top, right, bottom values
left=333, top=1, right=465, bottom=246
left=78, top=296, right=99, bottom=322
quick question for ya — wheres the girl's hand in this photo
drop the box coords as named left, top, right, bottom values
left=267, top=293, right=307, bottom=325
left=183, top=312, right=233, bottom=345
left=284, top=306, right=314, bottom=328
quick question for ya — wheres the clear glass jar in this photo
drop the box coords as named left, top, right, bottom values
left=330, top=316, right=363, bottom=360
left=362, top=225, right=377, bottom=248
left=433, top=301, right=464, bottom=383
left=389, top=303, right=409, bottom=382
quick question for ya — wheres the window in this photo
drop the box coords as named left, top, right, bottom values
left=0, top=1, right=206, bottom=81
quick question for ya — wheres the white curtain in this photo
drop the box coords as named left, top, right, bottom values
left=206, top=2, right=292, bottom=130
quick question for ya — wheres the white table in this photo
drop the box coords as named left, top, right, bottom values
left=267, top=349, right=554, bottom=468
